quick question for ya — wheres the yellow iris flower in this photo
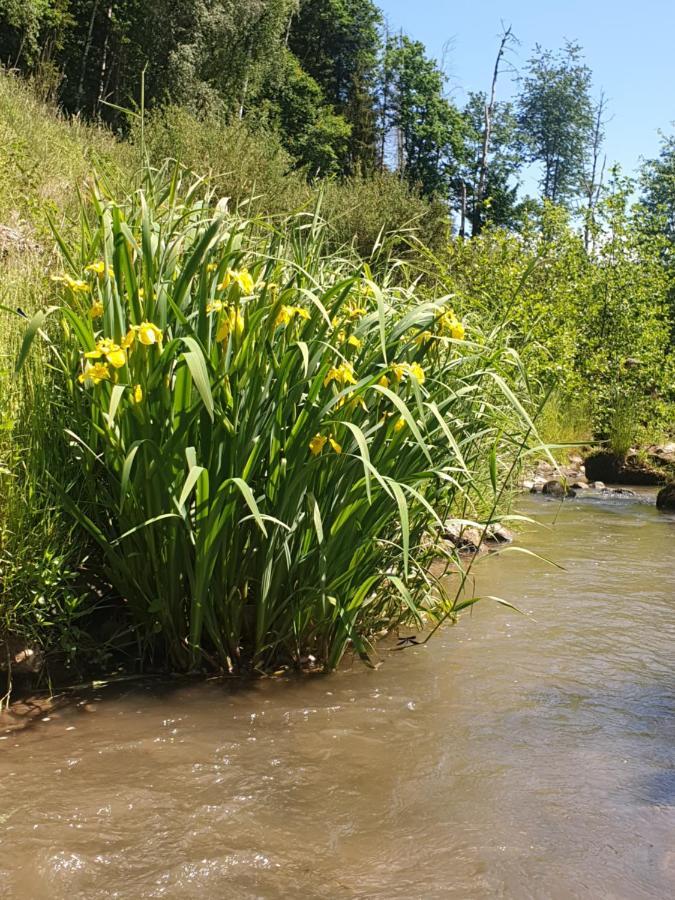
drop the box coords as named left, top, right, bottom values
left=309, top=434, right=327, bottom=456
left=309, top=433, right=342, bottom=456
left=84, top=338, right=126, bottom=369
left=216, top=308, right=244, bottom=343
left=89, top=301, right=104, bottom=319
left=347, top=305, right=367, bottom=319
left=78, top=362, right=110, bottom=385
left=121, top=329, right=136, bottom=349
left=85, top=260, right=114, bottom=277
left=136, top=322, right=163, bottom=346
left=392, top=362, right=425, bottom=384
left=218, top=268, right=255, bottom=294
left=449, top=321, right=465, bottom=340
left=409, top=362, right=425, bottom=383
left=132, top=384, right=143, bottom=403
left=336, top=391, right=368, bottom=413
left=274, top=305, right=310, bottom=328
left=52, top=274, right=89, bottom=293
left=415, top=330, right=434, bottom=345
left=439, top=310, right=465, bottom=340
left=324, top=361, right=357, bottom=388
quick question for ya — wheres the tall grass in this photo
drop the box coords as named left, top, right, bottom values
left=0, top=256, right=94, bottom=670
left=16, top=162, right=538, bottom=673
left=0, top=69, right=132, bottom=667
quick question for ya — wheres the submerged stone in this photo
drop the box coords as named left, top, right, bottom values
left=656, top=483, right=675, bottom=511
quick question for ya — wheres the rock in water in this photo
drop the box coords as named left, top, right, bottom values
left=656, top=483, right=675, bottom=511
left=542, top=480, right=576, bottom=499
left=486, top=523, right=513, bottom=543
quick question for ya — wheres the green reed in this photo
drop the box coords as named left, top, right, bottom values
left=17, top=162, right=539, bottom=673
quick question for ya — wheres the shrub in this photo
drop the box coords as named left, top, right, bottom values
left=138, top=106, right=449, bottom=260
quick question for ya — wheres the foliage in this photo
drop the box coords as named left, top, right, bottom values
left=577, top=173, right=674, bottom=440
left=255, top=49, right=352, bottom=176
left=0, top=263, right=94, bottom=665
left=435, top=190, right=673, bottom=441
left=640, top=131, right=675, bottom=247
left=382, top=34, right=467, bottom=199
left=289, top=0, right=382, bottom=174
left=164, top=0, right=296, bottom=116
left=0, top=0, right=72, bottom=70
left=18, top=162, right=537, bottom=673
left=136, top=103, right=449, bottom=258
left=517, top=42, right=595, bottom=207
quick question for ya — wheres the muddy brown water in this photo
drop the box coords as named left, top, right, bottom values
left=1, top=493, right=674, bottom=899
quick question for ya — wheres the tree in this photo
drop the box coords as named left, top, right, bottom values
left=460, top=91, right=522, bottom=233
left=383, top=34, right=467, bottom=200
left=256, top=49, right=351, bottom=175
left=640, top=131, right=675, bottom=247
left=639, top=132, right=675, bottom=341
left=517, top=42, right=595, bottom=207
left=469, top=25, right=519, bottom=235
left=0, top=0, right=72, bottom=71
left=51, top=2, right=295, bottom=121
left=163, top=1, right=296, bottom=117
left=581, top=91, right=609, bottom=251
left=288, top=0, right=381, bottom=174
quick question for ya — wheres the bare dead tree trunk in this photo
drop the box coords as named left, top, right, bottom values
left=379, top=26, right=390, bottom=171
left=239, top=73, right=249, bottom=119
left=473, top=25, right=513, bottom=236
left=77, top=0, right=102, bottom=111
left=584, top=92, right=608, bottom=252
left=460, top=182, right=467, bottom=238
left=97, top=4, right=114, bottom=114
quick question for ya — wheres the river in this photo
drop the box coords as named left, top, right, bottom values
left=1, top=493, right=674, bottom=899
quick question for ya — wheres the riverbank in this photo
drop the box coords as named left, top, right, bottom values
left=525, top=443, right=675, bottom=493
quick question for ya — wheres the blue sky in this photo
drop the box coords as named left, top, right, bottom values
left=378, top=0, right=672, bottom=182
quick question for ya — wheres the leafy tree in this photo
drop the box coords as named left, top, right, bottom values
left=640, top=131, right=675, bottom=247
left=0, top=0, right=72, bottom=70
left=288, top=0, right=381, bottom=174
left=51, top=2, right=295, bottom=121
left=578, top=172, right=673, bottom=438
left=383, top=35, right=467, bottom=200
left=165, top=0, right=296, bottom=116
left=517, top=42, right=595, bottom=207
left=256, top=49, right=351, bottom=175
left=56, top=0, right=192, bottom=116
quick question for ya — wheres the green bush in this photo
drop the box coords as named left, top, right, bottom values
left=138, top=106, right=449, bottom=260
left=434, top=197, right=674, bottom=443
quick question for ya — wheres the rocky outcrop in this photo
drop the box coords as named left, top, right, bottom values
left=583, top=450, right=667, bottom=486
left=656, top=483, right=675, bottom=511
